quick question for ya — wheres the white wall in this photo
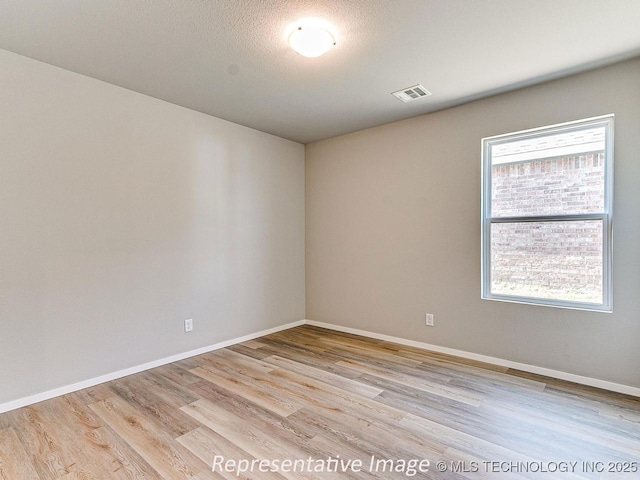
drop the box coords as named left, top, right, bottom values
left=0, top=49, right=305, bottom=405
left=306, top=58, right=640, bottom=388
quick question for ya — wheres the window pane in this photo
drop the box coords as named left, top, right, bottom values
left=490, top=220, right=603, bottom=304
left=491, top=127, right=605, bottom=217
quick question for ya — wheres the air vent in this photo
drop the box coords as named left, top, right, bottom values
left=392, top=84, right=432, bottom=103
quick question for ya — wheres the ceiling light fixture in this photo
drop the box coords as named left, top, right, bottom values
left=288, top=18, right=336, bottom=58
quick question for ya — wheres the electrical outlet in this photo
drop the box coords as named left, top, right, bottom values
left=184, top=318, right=193, bottom=333
left=425, top=313, right=434, bottom=327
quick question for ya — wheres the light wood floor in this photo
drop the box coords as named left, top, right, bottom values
left=1, top=325, right=639, bottom=479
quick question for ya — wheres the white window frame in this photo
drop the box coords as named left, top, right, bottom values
left=481, top=115, right=614, bottom=312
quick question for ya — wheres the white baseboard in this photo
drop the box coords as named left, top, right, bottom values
left=0, top=320, right=305, bottom=415
left=3, top=317, right=637, bottom=414
left=305, top=320, right=640, bottom=398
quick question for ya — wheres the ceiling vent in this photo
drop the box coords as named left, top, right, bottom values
left=392, top=84, right=432, bottom=103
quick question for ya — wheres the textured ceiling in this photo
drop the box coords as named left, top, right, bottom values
left=1, top=0, right=640, bottom=144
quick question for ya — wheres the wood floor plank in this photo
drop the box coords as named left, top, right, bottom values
left=1, top=325, right=639, bottom=480
left=189, top=470, right=227, bottom=480
left=15, top=406, right=68, bottom=479
left=267, top=367, right=406, bottom=424
left=295, top=326, right=386, bottom=348
left=90, top=396, right=205, bottom=480
left=412, top=356, right=546, bottom=393
left=239, top=339, right=270, bottom=350
left=9, top=400, right=101, bottom=480
left=189, top=366, right=303, bottom=418
left=336, top=357, right=484, bottom=407
left=287, top=406, right=446, bottom=470
left=304, top=434, right=391, bottom=480
left=204, top=348, right=278, bottom=374
left=192, top=348, right=404, bottom=437
left=10, top=394, right=159, bottom=479
left=107, top=378, right=201, bottom=440
left=181, top=399, right=325, bottom=480
left=65, top=383, right=115, bottom=407
left=323, top=340, right=425, bottom=369
left=0, top=427, right=41, bottom=480
left=151, top=363, right=204, bottom=387
left=0, top=416, right=10, bottom=431
left=395, top=345, right=509, bottom=373
left=364, top=375, right=522, bottom=440
left=55, top=394, right=164, bottom=479
left=83, top=425, right=164, bottom=479
left=178, top=427, right=287, bottom=480
left=253, top=337, right=342, bottom=367
left=480, top=394, right=640, bottom=457
left=226, top=343, right=273, bottom=360
left=399, top=412, right=539, bottom=466
left=262, top=355, right=384, bottom=399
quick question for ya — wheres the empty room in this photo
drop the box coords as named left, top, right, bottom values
left=1, top=1, right=640, bottom=479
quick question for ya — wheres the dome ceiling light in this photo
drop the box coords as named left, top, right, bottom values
left=287, top=18, right=336, bottom=58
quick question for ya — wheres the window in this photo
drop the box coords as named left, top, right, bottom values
left=481, top=115, right=613, bottom=311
